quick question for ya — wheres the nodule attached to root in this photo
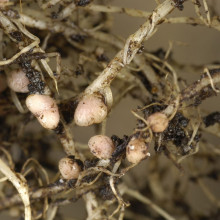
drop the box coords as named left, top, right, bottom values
left=7, top=69, right=29, bottom=93
left=88, top=135, right=115, bottom=160
left=26, top=94, right=60, bottom=129
left=59, top=157, right=81, bottom=180
left=147, top=112, right=169, bottom=133
left=126, top=137, right=149, bottom=164
left=74, top=94, right=108, bottom=126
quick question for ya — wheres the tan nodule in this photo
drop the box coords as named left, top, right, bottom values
left=147, top=112, right=169, bottom=133
left=126, top=137, right=149, bottom=164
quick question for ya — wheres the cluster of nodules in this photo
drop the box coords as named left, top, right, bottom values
left=57, top=98, right=172, bottom=180
left=2, top=68, right=171, bottom=181
left=1, top=67, right=170, bottom=132
left=58, top=110, right=171, bottom=180
left=60, top=110, right=171, bottom=180
left=0, top=68, right=60, bottom=129
left=1, top=66, right=112, bottom=129
left=58, top=135, right=151, bottom=180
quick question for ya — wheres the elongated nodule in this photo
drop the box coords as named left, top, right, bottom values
left=26, top=94, right=60, bottom=129
left=7, top=69, right=29, bottom=93
left=88, top=135, right=115, bottom=159
left=59, top=157, right=81, bottom=180
left=126, top=137, right=149, bottom=164
left=74, top=94, right=107, bottom=126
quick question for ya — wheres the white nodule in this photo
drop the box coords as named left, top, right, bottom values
left=7, top=69, right=29, bottom=93
left=26, top=94, right=60, bottom=129
left=74, top=94, right=107, bottom=126
left=58, top=157, right=81, bottom=180
left=88, top=135, right=115, bottom=160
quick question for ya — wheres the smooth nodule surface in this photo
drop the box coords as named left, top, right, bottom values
left=147, top=112, right=168, bottom=133
left=7, top=69, right=29, bottom=93
left=26, top=94, right=60, bottom=129
left=74, top=95, right=107, bottom=126
left=88, top=135, right=115, bottom=159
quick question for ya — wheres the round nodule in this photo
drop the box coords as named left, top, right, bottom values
left=74, top=94, right=107, bottom=126
left=126, top=137, right=149, bottom=164
left=147, top=112, right=169, bottom=133
left=88, top=135, right=115, bottom=159
left=59, top=157, right=81, bottom=180
left=7, top=69, right=29, bottom=93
